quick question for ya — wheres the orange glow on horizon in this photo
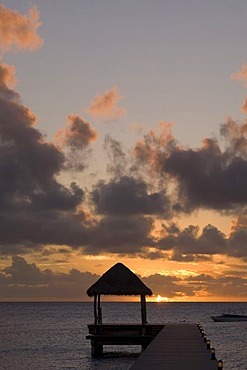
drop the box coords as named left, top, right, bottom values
left=156, top=295, right=169, bottom=303
left=146, top=295, right=170, bottom=303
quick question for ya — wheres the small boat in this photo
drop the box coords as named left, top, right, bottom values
left=211, top=313, right=247, bottom=322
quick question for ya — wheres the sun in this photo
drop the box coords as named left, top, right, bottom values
left=156, top=295, right=169, bottom=303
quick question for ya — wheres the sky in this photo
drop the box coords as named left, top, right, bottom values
left=0, top=0, right=247, bottom=302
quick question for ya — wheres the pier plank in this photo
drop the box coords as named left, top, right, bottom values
left=130, top=324, right=218, bottom=370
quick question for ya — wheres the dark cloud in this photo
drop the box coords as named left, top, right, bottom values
left=227, top=263, right=247, bottom=271
left=0, top=209, right=91, bottom=249
left=0, top=63, right=90, bottom=252
left=228, top=230, right=247, bottom=258
left=132, top=122, right=177, bottom=177
left=171, top=252, right=212, bottom=262
left=0, top=243, right=43, bottom=256
left=164, top=142, right=247, bottom=212
left=155, top=220, right=247, bottom=259
left=133, top=119, right=247, bottom=213
left=54, top=114, right=97, bottom=172
left=91, top=176, right=170, bottom=216
left=185, top=273, right=247, bottom=298
left=139, top=250, right=167, bottom=260
left=41, top=247, right=71, bottom=257
left=157, top=223, right=245, bottom=258
left=85, top=215, right=154, bottom=254
left=142, top=273, right=194, bottom=298
left=224, top=269, right=247, bottom=277
left=57, top=114, right=97, bottom=150
left=103, top=135, right=128, bottom=178
left=0, top=256, right=99, bottom=300
left=165, top=121, right=247, bottom=212
left=4, top=255, right=45, bottom=283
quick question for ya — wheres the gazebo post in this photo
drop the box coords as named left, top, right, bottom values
left=141, top=294, right=147, bottom=324
left=92, top=293, right=103, bottom=356
left=93, top=294, right=97, bottom=324
left=97, top=294, right=102, bottom=324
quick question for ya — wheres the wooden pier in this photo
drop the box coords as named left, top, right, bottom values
left=86, top=323, right=164, bottom=356
left=130, top=323, right=218, bottom=370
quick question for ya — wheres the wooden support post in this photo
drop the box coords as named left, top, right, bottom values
left=141, top=294, right=147, bottom=325
left=91, top=339, right=103, bottom=357
left=97, top=294, right=102, bottom=324
left=94, top=294, right=97, bottom=324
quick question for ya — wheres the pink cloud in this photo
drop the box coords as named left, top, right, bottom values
left=0, top=4, right=43, bottom=54
left=55, top=114, right=97, bottom=150
left=241, top=97, right=247, bottom=113
left=0, top=63, right=17, bottom=89
left=88, top=87, right=125, bottom=119
left=230, top=64, right=247, bottom=86
left=132, top=122, right=177, bottom=173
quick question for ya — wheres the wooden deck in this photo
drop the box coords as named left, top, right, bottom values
left=130, top=323, right=218, bottom=370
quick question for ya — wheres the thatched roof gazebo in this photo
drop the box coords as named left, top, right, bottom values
left=87, top=262, right=152, bottom=325
left=86, top=263, right=165, bottom=357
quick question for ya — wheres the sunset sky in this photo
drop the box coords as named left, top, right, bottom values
left=0, top=1, right=247, bottom=302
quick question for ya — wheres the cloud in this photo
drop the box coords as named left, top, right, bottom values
left=103, top=135, right=128, bottom=178
left=158, top=224, right=227, bottom=255
left=231, top=64, right=247, bottom=113
left=0, top=243, right=43, bottom=256
left=132, top=122, right=178, bottom=178
left=0, top=256, right=99, bottom=300
left=156, top=221, right=247, bottom=259
left=1, top=61, right=247, bottom=261
left=228, top=216, right=247, bottom=258
left=0, top=63, right=20, bottom=103
left=85, top=215, right=154, bottom=254
left=0, top=63, right=17, bottom=88
left=55, top=114, right=97, bottom=171
left=231, top=64, right=247, bottom=86
left=1, top=256, right=246, bottom=301
left=168, top=145, right=246, bottom=212
left=73, top=208, right=247, bottom=258
left=143, top=274, right=194, bottom=298
left=133, top=119, right=247, bottom=212
left=91, top=176, right=170, bottom=216
left=88, top=87, right=125, bottom=119
left=55, top=114, right=97, bottom=150
left=170, top=251, right=212, bottom=263
left=1, top=55, right=247, bottom=264
left=241, top=97, right=247, bottom=113
left=0, top=63, right=91, bottom=251
left=185, top=273, right=247, bottom=299
left=0, top=4, right=43, bottom=55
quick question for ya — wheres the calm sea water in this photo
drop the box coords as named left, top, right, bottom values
left=0, top=302, right=246, bottom=370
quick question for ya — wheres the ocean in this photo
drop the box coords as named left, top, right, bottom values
left=0, top=302, right=246, bottom=370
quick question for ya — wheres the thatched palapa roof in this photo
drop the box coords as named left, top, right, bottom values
left=87, top=262, right=152, bottom=297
